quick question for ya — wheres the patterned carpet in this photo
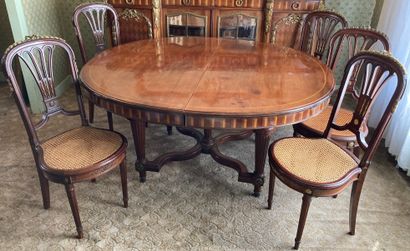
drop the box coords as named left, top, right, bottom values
left=0, top=84, right=409, bottom=250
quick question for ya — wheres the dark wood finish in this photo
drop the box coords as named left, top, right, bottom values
left=65, top=183, right=83, bottom=239
left=326, top=28, right=390, bottom=74
left=253, top=128, right=275, bottom=196
left=80, top=37, right=335, bottom=195
left=1, top=36, right=129, bottom=239
left=294, top=194, right=312, bottom=250
left=118, top=8, right=153, bottom=43
left=293, top=28, right=390, bottom=153
left=108, top=0, right=322, bottom=43
left=120, top=160, right=129, bottom=208
left=267, top=165, right=275, bottom=209
left=130, top=119, right=148, bottom=182
left=37, top=169, right=50, bottom=209
left=72, top=2, right=121, bottom=129
left=298, top=10, right=348, bottom=59
left=267, top=51, right=407, bottom=249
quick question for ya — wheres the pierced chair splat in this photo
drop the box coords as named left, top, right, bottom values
left=267, top=51, right=407, bottom=249
left=293, top=27, right=390, bottom=155
left=72, top=2, right=120, bottom=130
left=298, top=10, right=348, bottom=60
left=1, top=35, right=128, bottom=239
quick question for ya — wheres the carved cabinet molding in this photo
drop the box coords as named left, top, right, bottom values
left=108, top=0, right=323, bottom=44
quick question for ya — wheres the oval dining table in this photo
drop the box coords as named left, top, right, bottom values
left=80, top=37, right=335, bottom=197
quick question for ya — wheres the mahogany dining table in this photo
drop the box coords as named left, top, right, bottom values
left=80, top=37, right=335, bottom=197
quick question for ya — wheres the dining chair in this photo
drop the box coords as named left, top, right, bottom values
left=1, top=35, right=128, bottom=239
left=270, top=13, right=303, bottom=47
left=267, top=51, right=406, bottom=249
left=298, top=10, right=348, bottom=60
left=72, top=2, right=120, bottom=130
left=293, top=27, right=390, bottom=156
left=118, top=8, right=153, bottom=43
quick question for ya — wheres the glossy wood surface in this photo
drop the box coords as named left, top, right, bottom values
left=80, top=37, right=334, bottom=124
left=109, top=0, right=321, bottom=42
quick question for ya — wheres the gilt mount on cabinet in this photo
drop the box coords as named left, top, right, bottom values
left=109, top=0, right=323, bottom=44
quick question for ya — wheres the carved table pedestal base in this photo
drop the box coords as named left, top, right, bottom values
left=130, top=119, right=275, bottom=197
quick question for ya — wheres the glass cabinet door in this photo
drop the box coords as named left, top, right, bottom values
left=167, top=13, right=207, bottom=37
left=218, top=14, right=257, bottom=41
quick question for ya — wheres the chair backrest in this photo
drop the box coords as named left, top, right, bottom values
left=299, top=10, right=348, bottom=60
left=118, top=9, right=153, bottom=43
left=326, top=27, right=390, bottom=98
left=324, top=51, right=407, bottom=168
left=270, top=13, right=303, bottom=47
left=72, top=2, right=120, bottom=64
left=1, top=36, right=87, bottom=149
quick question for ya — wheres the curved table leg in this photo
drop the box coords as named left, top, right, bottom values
left=130, top=120, right=203, bottom=182
left=130, top=118, right=274, bottom=197
left=201, top=129, right=249, bottom=175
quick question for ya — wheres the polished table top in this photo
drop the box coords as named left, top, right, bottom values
left=80, top=37, right=335, bottom=194
left=80, top=37, right=334, bottom=128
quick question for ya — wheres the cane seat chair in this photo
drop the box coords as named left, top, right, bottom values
left=293, top=28, right=390, bottom=155
left=1, top=36, right=129, bottom=239
left=298, top=10, right=348, bottom=60
left=72, top=2, right=120, bottom=130
left=267, top=51, right=407, bottom=249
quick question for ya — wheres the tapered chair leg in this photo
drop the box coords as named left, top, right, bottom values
left=88, top=100, right=94, bottom=124
left=37, top=170, right=50, bottom=209
left=167, top=125, right=173, bottom=135
left=294, top=194, right=312, bottom=250
left=267, top=169, right=275, bottom=210
left=119, top=161, right=128, bottom=208
left=65, top=183, right=83, bottom=239
left=349, top=180, right=364, bottom=235
left=107, top=111, right=114, bottom=131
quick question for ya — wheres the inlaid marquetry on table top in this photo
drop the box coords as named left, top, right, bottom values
left=80, top=37, right=335, bottom=196
left=80, top=37, right=334, bottom=130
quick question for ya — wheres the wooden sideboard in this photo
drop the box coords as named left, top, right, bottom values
left=109, top=0, right=324, bottom=44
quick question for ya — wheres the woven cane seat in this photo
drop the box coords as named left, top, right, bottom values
left=41, top=127, right=124, bottom=171
left=272, top=137, right=359, bottom=184
left=302, top=106, right=356, bottom=138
